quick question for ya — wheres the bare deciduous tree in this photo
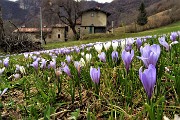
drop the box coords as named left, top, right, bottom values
left=45, top=0, right=81, bottom=40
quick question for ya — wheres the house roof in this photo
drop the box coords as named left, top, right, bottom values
left=52, top=24, right=67, bottom=28
left=79, top=8, right=111, bottom=16
left=13, top=28, right=52, bottom=33
left=13, top=24, right=67, bottom=33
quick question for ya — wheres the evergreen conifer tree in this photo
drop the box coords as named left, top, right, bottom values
left=137, top=2, right=148, bottom=26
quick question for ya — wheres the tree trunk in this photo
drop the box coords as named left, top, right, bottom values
left=43, top=37, right=47, bottom=45
left=71, top=26, right=79, bottom=40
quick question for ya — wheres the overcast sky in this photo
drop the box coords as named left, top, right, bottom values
left=8, top=0, right=113, bottom=3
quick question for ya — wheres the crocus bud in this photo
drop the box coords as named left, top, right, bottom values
left=112, top=41, right=119, bottom=51
left=55, top=68, right=62, bottom=77
left=103, top=42, right=111, bottom=51
left=90, top=67, right=100, bottom=84
left=111, top=51, right=118, bottom=63
left=98, top=52, right=106, bottom=62
left=121, top=50, right=134, bottom=73
left=86, top=53, right=92, bottom=63
left=94, top=43, right=103, bottom=53
left=139, top=64, right=156, bottom=99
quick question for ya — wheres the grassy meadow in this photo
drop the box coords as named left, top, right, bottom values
left=43, top=21, right=180, bottom=50
left=0, top=22, right=180, bottom=119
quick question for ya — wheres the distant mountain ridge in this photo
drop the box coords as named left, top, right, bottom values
left=1, top=0, right=179, bottom=27
left=1, top=0, right=27, bottom=21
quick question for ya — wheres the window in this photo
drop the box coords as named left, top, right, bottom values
left=49, top=35, right=51, bottom=38
left=58, top=34, right=60, bottom=38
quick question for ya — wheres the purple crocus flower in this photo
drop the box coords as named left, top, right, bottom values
left=3, top=57, right=9, bottom=67
left=125, top=44, right=132, bottom=52
left=66, top=55, right=72, bottom=63
left=158, top=36, right=169, bottom=51
left=75, top=47, right=80, bottom=53
left=139, top=64, right=156, bottom=99
left=48, top=60, right=56, bottom=69
left=121, top=50, right=134, bottom=73
left=112, top=51, right=119, bottom=62
left=90, top=67, right=100, bottom=84
left=136, top=38, right=142, bottom=49
left=170, top=32, right=178, bottom=41
left=31, top=60, right=38, bottom=71
left=74, top=61, right=81, bottom=74
left=137, top=44, right=161, bottom=68
left=40, top=59, right=47, bottom=69
left=13, top=73, right=21, bottom=79
left=98, top=52, right=106, bottom=62
left=32, top=56, right=37, bottom=61
left=62, top=65, right=72, bottom=77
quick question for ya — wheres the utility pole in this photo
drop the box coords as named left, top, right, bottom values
left=40, top=7, right=43, bottom=44
left=112, top=21, right=114, bottom=34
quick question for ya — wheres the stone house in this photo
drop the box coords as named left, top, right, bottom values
left=14, top=8, right=110, bottom=42
left=13, top=24, right=68, bottom=43
left=79, top=8, right=111, bottom=36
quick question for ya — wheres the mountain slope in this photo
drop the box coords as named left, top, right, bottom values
left=1, top=0, right=27, bottom=21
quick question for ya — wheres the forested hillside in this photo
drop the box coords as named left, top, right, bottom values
left=1, top=0, right=180, bottom=28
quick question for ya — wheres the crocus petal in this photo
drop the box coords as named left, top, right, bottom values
left=158, top=37, right=169, bottom=51
left=98, top=52, right=106, bottom=62
left=139, top=64, right=156, bottom=99
left=63, top=65, right=71, bottom=77
left=112, top=51, right=118, bottom=62
left=0, top=67, right=5, bottom=75
left=112, top=41, right=119, bottom=51
left=94, top=44, right=103, bottom=53
left=122, top=50, right=134, bottom=72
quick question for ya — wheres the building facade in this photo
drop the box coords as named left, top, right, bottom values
left=13, top=8, right=110, bottom=42
left=13, top=24, right=68, bottom=43
left=79, top=8, right=111, bottom=36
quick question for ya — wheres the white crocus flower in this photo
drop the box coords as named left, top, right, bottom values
left=165, top=67, right=170, bottom=72
left=112, top=41, right=119, bottom=51
left=81, top=52, right=84, bottom=56
left=174, top=114, right=180, bottom=120
left=24, top=53, right=29, bottom=59
left=120, top=40, right=126, bottom=50
left=85, top=53, right=92, bottom=63
left=94, top=43, right=103, bottom=53
left=0, top=88, right=8, bottom=96
left=163, top=114, right=180, bottom=120
left=19, top=66, right=26, bottom=74
left=103, top=41, right=111, bottom=51
left=170, top=41, right=179, bottom=48
left=80, top=58, right=85, bottom=67
left=0, top=67, right=5, bottom=75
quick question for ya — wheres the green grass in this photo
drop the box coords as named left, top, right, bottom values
left=43, top=21, right=180, bottom=50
